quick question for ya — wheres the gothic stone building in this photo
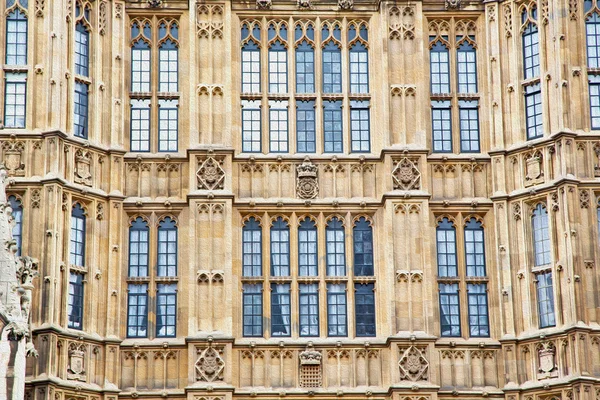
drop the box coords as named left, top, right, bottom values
left=0, top=0, right=599, bottom=399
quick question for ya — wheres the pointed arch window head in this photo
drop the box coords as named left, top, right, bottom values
left=131, top=20, right=152, bottom=93
left=430, top=38, right=450, bottom=94
left=243, top=217, right=262, bottom=277
left=242, top=22, right=261, bottom=94
left=532, top=204, right=551, bottom=267
left=157, top=217, right=177, bottom=277
left=70, top=203, right=86, bottom=267
left=521, top=8, right=540, bottom=80
left=8, top=195, right=22, bottom=256
left=158, top=21, right=179, bottom=93
left=298, top=218, right=318, bottom=276
left=348, top=24, right=369, bottom=94
left=270, top=217, right=290, bottom=276
left=353, top=217, right=373, bottom=276
left=436, top=217, right=457, bottom=277
left=268, top=23, right=288, bottom=94
left=322, top=23, right=342, bottom=94
left=586, top=8, right=600, bottom=68
left=326, top=217, right=346, bottom=277
left=456, top=39, right=477, bottom=94
left=5, top=7, right=28, bottom=66
left=75, top=22, right=90, bottom=77
left=128, top=217, right=149, bottom=277
left=464, top=217, right=485, bottom=277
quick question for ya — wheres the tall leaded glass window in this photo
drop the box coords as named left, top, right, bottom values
left=350, top=101, right=370, bottom=153
left=457, top=39, right=477, bottom=93
left=459, top=100, right=480, bottom=152
left=439, top=283, right=460, bottom=337
left=355, top=283, right=375, bottom=337
left=590, top=76, right=600, bottom=129
left=297, top=100, right=316, bottom=153
left=157, top=217, right=177, bottom=277
left=268, top=23, right=287, bottom=94
left=8, top=195, right=22, bottom=256
left=295, top=23, right=315, bottom=94
left=298, top=218, right=318, bottom=276
left=70, top=203, right=86, bottom=267
left=242, top=100, right=261, bottom=153
left=270, top=217, right=290, bottom=276
left=158, top=99, right=178, bottom=152
left=436, top=217, right=457, bottom=277
left=131, top=20, right=152, bottom=93
left=348, top=24, right=369, bottom=94
left=271, top=283, right=291, bottom=336
left=532, top=204, right=551, bottom=267
left=323, top=100, right=343, bottom=153
left=243, top=217, right=262, bottom=277
left=353, top=217, right=373, bottom=276
left=127, top=284, right=148, bottom=338
left=326, top=217, right=345, bottom=276
left=522, top=9, right=540, bottom=80
left=536, top=271, right=556, bottom=328
left=432, top=100, right=452, bottom=153
left=74, top=82, right=89, bottom=139
left=75, top=21, right=90, bottom=77
left=3, top=72, right=26, bottom=128
left=327, top=283, right=347, bottom=337
left=467, top=283, right=489, bottom=337
left=158, top=21, right=179, bottom=93
left=241, top=22, right=261, bottom=93
left=5, top=6, right=27, bottom=66
left=430, top=39, right=450, bottom=94
left=299, top=283, right=319, bottom=336
left=68, top=272, right=84, bottom=330
left=525, top=83, right=542, bottom=139
left=322, top=23, right=342, bottom=94
left=243, top=283, right=263, bottom=336
left=269, top=101, right=288, bottom=153
left=130, top=99, right=151, bottom=152
left=156, top=283, right=177, bottom=337
left=128, top=217, right=149, bottom=277
left=464, top=218, right=485, bottom=277
left=587, top=10, right=600, bottom=68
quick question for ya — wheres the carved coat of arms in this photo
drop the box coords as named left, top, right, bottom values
left=2, top=140, right=25, bottom=176
left=74, top=150, right=92, bottom=187
left=296, top=157, right=318, bottom=199
left=525, top=152, right=544, bottom=187
left=195, top=346, right=225, bottom=382
left=67, top=347, right=86, bottom=381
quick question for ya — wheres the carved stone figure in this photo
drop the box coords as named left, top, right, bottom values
left=74, top=150, right=93, bottom=187
left=197, top=156, right=225, bottom=190
left=445, top=0, right=461, bottom=9
left=296, top=157, right=319, bottom=199
left=147, top=0, right=163, bottom=7
left=0, top=166, right=38, bottom=400
left=195, top=345, right=225, bottom=382
left=392, top=157, right=421, bottom=190
left=398, top=346, right=429, bottom=381
left=297, top=0, right=311, bottom=9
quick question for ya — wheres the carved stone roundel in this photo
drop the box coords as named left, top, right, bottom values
left=197, top=156, right=225, bottom=190
left=196, top=346, right=225, bottom=382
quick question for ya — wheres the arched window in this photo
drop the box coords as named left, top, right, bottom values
left=242, top=217, right=262, bottom=277
left=8, top=195, right=22, bottom=256
left=326, top=217, right=345, bottom=276
left=348, top=25, right=369, bottom=94
left=353, top=217, right=373, bottom=276
left=430, top=39, right=450, bottom=94
left=5, top=5, right=27, bottom=66
left=268, top=23, right=287, bottom=93
left=521, top=8, right=539, bottom=80
left=586, top=2, right=600, bottom=129
left=241, top=22, right=261, bottom=93
left=158, top=21, right=179, bottom=152
left=128, top=217, right=149, bottom=277
left=295, top=24, right=314, bottom=94
left=70, top=203, right=86, bottom=267
left=322, top=24, right=342, bottom=94
left=532, top=204, right=551, bottom=267
left=457, top=40, right=477, bottom=94
left=298, top=218, right=317, bottom=276
left=464, top=218, right=485, bottom=277
left=75, top=21, right=90, bottom=77
left=131, top=20, right=152, bottom=93
left=270, top=217, right=290, bottom=276
left=436, top=217, right=457, bottom=277
left=157, top=217, right=177, bottom=277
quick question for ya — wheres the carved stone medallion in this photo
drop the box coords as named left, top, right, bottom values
left=256, top=0, right=272, bottom=9
left=445, top=0, right=461, bottom=9
left=296, top=157, right=318, bottom=199
left=197, top=156, right=225, bottom=190
left=398, top=346, right=428, bottom=381
left=392, top=157, right=420, bottom=190
left=338, top=0, right=353, bottom=9
left=74, top=150, right=93, bottom=187
left=195, top=346, right=225, bottom=382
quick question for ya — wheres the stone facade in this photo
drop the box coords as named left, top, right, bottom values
left=0, top=1, right=598, bottom=400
